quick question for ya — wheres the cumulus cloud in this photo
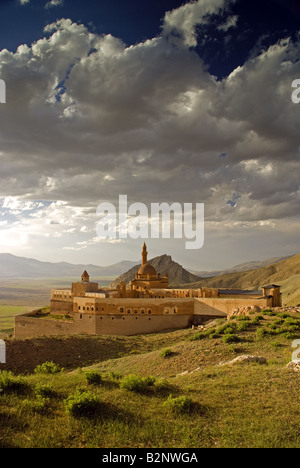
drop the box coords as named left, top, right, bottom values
left=0, top=1, right=300, bottom=263
left=161, top=0, right=236, bottom=47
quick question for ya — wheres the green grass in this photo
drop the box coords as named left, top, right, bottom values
left=0, top=310, right=299, bottom=448
left=0, top=305, right=31, bottom=338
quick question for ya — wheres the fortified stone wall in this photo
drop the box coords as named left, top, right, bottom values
left=194, top=296, right=272, bottom=316
left=50, top=300, right=73, bottom=314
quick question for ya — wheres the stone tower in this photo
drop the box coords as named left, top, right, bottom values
left=141, top=242, right=148, bottom=266
left=81, top=270, right=90, bottom=283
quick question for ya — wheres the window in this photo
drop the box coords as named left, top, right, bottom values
left=80, top=314, right=82, bottom=319
left=134, top=309, right=138, bottom=314
left=147, top=309, right=152, bottom=314
left=87, top=306, right=89, bottom=311
left=83, top=306, right=85, bottom=311
left=141, top=309, right=145, bottom=314
left=78, top=306, right=81, bottom=310
left=119, top=307, right=124, bottom=313
left=127, top=309, right=131, bottom=314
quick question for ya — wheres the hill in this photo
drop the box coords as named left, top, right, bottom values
left=0, top=253, right=138, bottom=279
left=182, top=253, right=300, bottom=306
left=109, top=254, right=202, bottom=287
left=1, top=307, right=299, bottom=448
left=189, top=255, right=293, bottom=277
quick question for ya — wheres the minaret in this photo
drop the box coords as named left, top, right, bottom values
left=141, top=242, right=148, bottom=266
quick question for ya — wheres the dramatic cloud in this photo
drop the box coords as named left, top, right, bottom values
left=0, top=0, right=300, bottom=265
left=161, top=0, right=236, bottom=47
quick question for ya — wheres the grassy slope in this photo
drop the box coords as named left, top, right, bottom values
left=0, top=310, right=300, bottom=449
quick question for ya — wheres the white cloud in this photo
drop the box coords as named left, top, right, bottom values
left=45, top=0, right=64, bottom=8
left=161, top=0, right=236, bottom=47
left=0, top=2, right=299, bottom=265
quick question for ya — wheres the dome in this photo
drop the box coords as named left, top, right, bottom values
left=138, top=263, right=157, bottom=276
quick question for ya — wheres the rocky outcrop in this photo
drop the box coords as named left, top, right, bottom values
left=286, top=361, right=300, bottom=372
left=228, top=305, right=261, bottom=319
left=218, top=355, right=267, bottom=366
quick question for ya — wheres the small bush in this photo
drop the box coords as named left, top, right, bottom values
left=284, top=318, right=300, bottom=327
left=261, top=309, right=275, bottom=316
left=22, top=395, right=50, bottom=414
left=0, top=370, right=28, bottom=394
left=209, top=332, right=220, bottom=339
left=236, top=321, right=251, bottom=331
left=281, top=332, right=297, bottom=340
left=64, top=388, right=100, bottom=418
left=216, top=324, right=236, bottom=335
left=222, top=334, right=240, bottom=344
left=34, top=383, right=54, bottom=398
left=34, top=361, right=63, bottom=375
left=256, top=327, right=267, bottom=339
left=276, top=312, right=290, bottom=319
left=160, top=348, right=173, bottom=358
left=120, top=374, right=152, bottom=393
left=251, top=316, right=262, bottom=325
left=235, top=315, right=251, bottom=321
left=163, top=395, right=194, bottom=415
left=84, top=370, right=102, bottom=385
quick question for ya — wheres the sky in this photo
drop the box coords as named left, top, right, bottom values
left=0, top=0, right=299, bottom=271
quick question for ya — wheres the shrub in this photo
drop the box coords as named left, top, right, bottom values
left=34, top=383, right=54, bottom=398
left=120, top=374, right=152, bottom=393
left=64, top=388, right=100, bottom=418
left=261, top=309, right=275, bottom=316
left=235, top=315, right=251, bottom=321
left=188, top=329, right=213, bottom=341
left=281, top=332, right=297, bottom=340
left=284, top=318, right=300, bottom=327
left=34, top=361, right=62, bottom=374
left=236, top=321, right=251, bottom=331
left=163, top=395, right=194, bottom=415
left=276, top=312, right=290, bottom=319
left=160, top=348, right=173, bottom=358
left=216, top=324, right=236, bottom=335
left=22, top=395, right=50, bottom=414
left=256, top=327, right=267, bottom=338
left=209, top=332, right=220, bottom=339
left=84, top=370, right=102, bottom=385
left=222, top=334, right=240, bottom=344
left=0, top=370, right=28, bottom=394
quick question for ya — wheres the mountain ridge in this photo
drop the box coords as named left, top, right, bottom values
left=109, top=254, right=202, bottom=287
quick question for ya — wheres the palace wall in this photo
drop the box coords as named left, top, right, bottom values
left=194, top=296, right=272, bottom=316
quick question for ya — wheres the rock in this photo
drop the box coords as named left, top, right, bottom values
left=286, top=361, right=300, bottom=372
left=218, top=355, right=267, bottom=366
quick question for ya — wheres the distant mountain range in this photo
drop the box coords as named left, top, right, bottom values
left=189, top=255, right=293, bottom=277
left=0, top=253, right=138, bottom=279
left=0, top=251, right=299, bottom=305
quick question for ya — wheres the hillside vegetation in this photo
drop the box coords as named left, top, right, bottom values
left=0, top=307, right=299, bottom=448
